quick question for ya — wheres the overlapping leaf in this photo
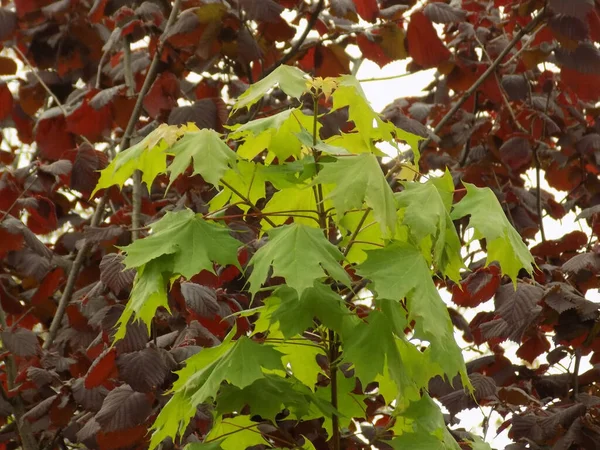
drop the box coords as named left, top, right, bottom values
left=316, top=153, right=397, bottom=235
left=247, top=223, right=351, bottom=296
left=92, top=124, right=183, bottom=196
left=451, top=183, right=535, bottom=283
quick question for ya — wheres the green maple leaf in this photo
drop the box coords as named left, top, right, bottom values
left=152, top=334, right=283, bottom=449
left=338, top=210, right=383, bottom=264
left=150, top=329, right=237, bottom=448
left=209, top=160, right=266, bottom=213
left=233, top=65, right=309, bottom=112
left=114, top=259, right=170, bottom=341
left=120, top=209, right=241, bottom=279
left=278, top=340, right=325, bottom=390
left=315, top=374, right=366, bottom=434
left=356, top=243, right=468, bottom=385
left=216, top=375, right=327, bottom=421
left=167, top=129, right=237, bottom=189
left=330, top=76, right=422, bottom=157
left=261, top=184, right=320, bottom=229
left=205, top=416, right=269, bottom=450
left=229, top=109, right=315, bottom=162
left=247, top=224, right=351, bottom=296
left=390, top=394, right=461, bottom=450
left=315, top=153, right=397, bottom=236
left=341, top=309, right=426, bottom=406
left=269, top=283, right=355, bottom=338
left=451, top=183, right=535, bottom=283
left=395, top=173, right=463, bottom=281
left=92, top=124, right=182, bottom=196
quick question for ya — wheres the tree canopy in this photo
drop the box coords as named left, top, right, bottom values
left=0, top=0, right=600, bottom=449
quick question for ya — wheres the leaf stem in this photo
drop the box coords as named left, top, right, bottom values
left=310, top=89, right=341, bottom=450
left=343, top=208, right=371, bottom=257
left=123, top=34, right=142, bottom=242
left=220, top=179, right=277, bottom=228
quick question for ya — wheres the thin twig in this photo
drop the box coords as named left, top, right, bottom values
left=572, top=348, right=582, bottom=397
left=42, top=0, right=184, bottom=351
left=11, top=46, right=92, bottom=147
left=123, top=34, right=142, bottom=242
left=220, top=179, right=277, bottom=228
left=532, top=86, right=552, bottom=242
left=358, top=72, right=414, bottom=83
left=419, top=10, right=546, bottom=151
left=262, top=0, right=325, bottom=77
left=343, top=208, right=371, bottom=257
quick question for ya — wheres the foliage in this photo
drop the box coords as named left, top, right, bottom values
left=0, top=0, right=599, bottom=449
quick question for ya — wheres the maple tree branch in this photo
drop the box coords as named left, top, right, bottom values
left=343, top=208, right=371, bottom=257
left=123, top=34, right=142, bottom=241
left=11, top=46, right=93, bottom=147
left=220, top=180, right=278, bottom=228
left=532, top=86, right=552, bottom=243
left=263, top=0, right=325, bottom=77
left=420, top=10, right=546, bottom=151
left=42, top=0, right=184, bottom=351
left=572, top=348, right=582, bottom=397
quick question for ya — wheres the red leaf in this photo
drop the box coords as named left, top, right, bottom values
left=96, top=425, right=148, bottom=450
left=11, top=104, right=34, bottom=144
left=452, top=266, right=501, bottom=307
left=63, top=144, right=108, bottom=197
left=95, top=385, right=152, bottom=432
left=406, top=11, right=451, bottom=69
left=25, top=196, right=58, bottom=235
left=516, top=332, right=550, bottom=363
left=35, top=109, right=76, bottom=160
left=84, top=347, right=117, bottom=389
left=116, top=348, right=169, bottom=392
left=31, top=267, right=63, bottom=322
left=531, top=230, right=588, bottom=258
left=66, top=90, right=113, bottom=142
left=89, top=0, right=108, bottom=23
left=357, top=33, right=392, bottom=68
left=1, top=328, right=40, bottom=357
left=499, top=136, right=532, bottom=172
left=0, top=82, right=13, bottom=121
left=0, top=227, right=24, bottom=258
left=299, top=44, right=351, bottom=78
left=143, top=72, right=180, bottom=119
left=561, top=67, right=600, bottom=101
left=353, top=0, right=379, bottom=22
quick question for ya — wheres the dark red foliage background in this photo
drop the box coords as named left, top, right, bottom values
left=0, top=0, right=600, bottom=449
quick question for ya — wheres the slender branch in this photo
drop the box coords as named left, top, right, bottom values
left=123, top=34, right=142, bottom=242
left=532, top=86, right=552, bottom=242
left=262, top=0, right=325, bottom=77
left=358, top=72, right=414, bottom=83
left=419, top=10, right=546, bottom=151
left=220, top=180, right=277, bottom=228
left=343, top=208, right=371, bottom=257
left=572, top=348, right=582, bottom=397
left=42, top=0, right=184, bottom=351
left=11, top=46, right=93, bottom=147
left=328, top=328, right=340, bottom=450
